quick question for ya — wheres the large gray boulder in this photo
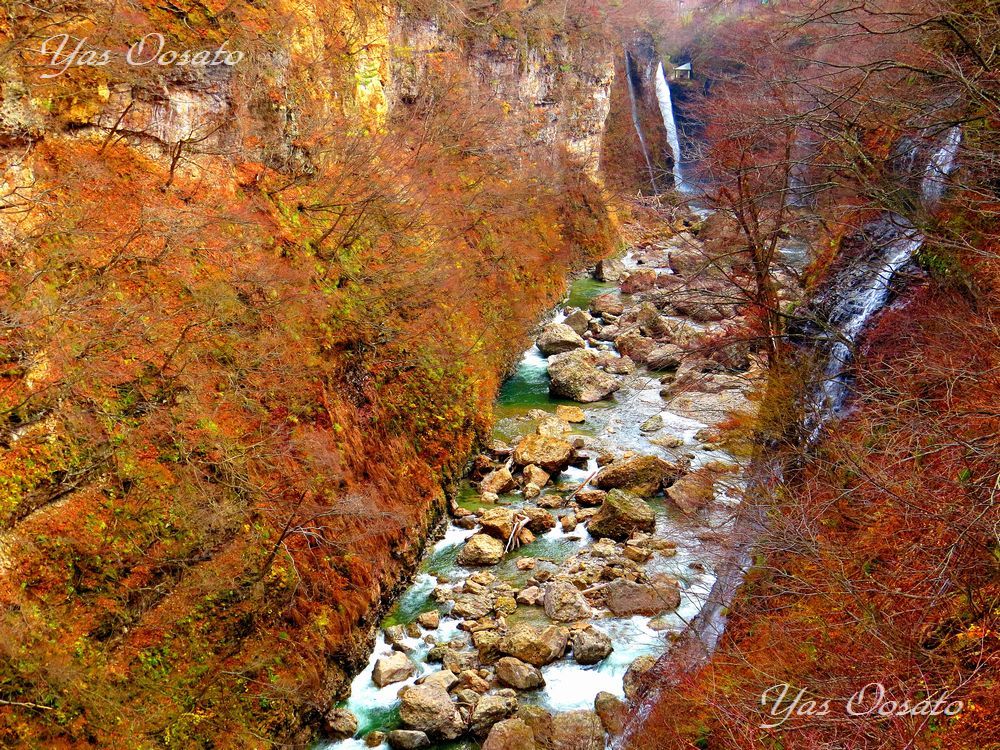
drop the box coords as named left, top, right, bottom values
left=372, top=652, right=416, bottom=688
left=587, top=489, right=656, bottom=541
left=548, top=350, right=620, bottom=403
left=537, top=323, right=586, bottom=356
left=387, top=729, right=431, bottom=749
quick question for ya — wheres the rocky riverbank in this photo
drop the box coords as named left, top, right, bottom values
left=321, top=217, right=807, bottom=750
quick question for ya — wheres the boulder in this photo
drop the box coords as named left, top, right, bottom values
left=479, top=507, right=517, bottom=541
left=623, top=655, right=658, bottom=700
left=516, top=585, right=544, bottom=606
left=592, top=455, right=682, bottom=497
left=420, top=670, right=459, bottom=692
left=562, top=309, right=592, bottom=336
left=575, top=489, right=606, bottom=507
left=452, top=593, right=492, bottom=619
left=589, top=293, right=624, bottom=317
left=387, top=729, right=431, bottom=749
left=587, top=489, right=656, bottom=541
left=537, top=415, right=572, bottom=438
left=518, top=706, right=554, bottom=749
left=594, top=692, right=626, bottom=735
left=559, top=512, right=577, bottom=532
left=457, top=534, right=505, bottom=566
left=555, top=405, right=586, bottom=423
left=548, top=350, right=620, bottom=403
left=552, top=710, right=604, bottom=750
left=647, top=344, right=684, bottom=371
left=373, top=652, right=416, bottom=688
left=513, top=433, right=574, bottom=473
left=365, top=730, right=387, bottom=747
left=480, top=467, right=516, bottom=495
left=594, top=257, right=627, bottom=283
left=600, top=354, right=636, bottom=375
left=639, top=414, right=664, bottom=433
left=571, top=625, right=613, bottom=665
left=471, top=690, right=519, bottom=736
left=666, top=469, right=718, bottom=514
left=473, top=630, right=504, bottom=664
left=322, top=708, right=358, bottom=740
left=603, top=575, right=681, bottom=616
left=620, top=268, right=657, bottom=294
left=522, top=507, right=556, bottom=533
left=523, top=464, right=551, bottom=488
left=499, top=624, right=570, bottom=667
left=543, top=581, right=593, bottom=622
left=483, top=718, right=536, bottom=750
left=614, top=332, right=655, bottom=364
left=417, top=610, right=440, bottom=629
left=496, top=657, right=546, bottom=690
left=398, top=683, right=465, bottom=739
left=537, top=323, right=585, bottom=356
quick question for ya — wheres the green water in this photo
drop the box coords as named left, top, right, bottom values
left=566, top=277, right=614, bottom=311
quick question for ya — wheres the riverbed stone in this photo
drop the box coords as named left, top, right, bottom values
left=593, top=455, right=682, bottom=497
left=548, top=349, right=620, bottom=403
left=457, top=534, right=505, bottom=566
left=587, top=489, right=656, bottom=541
left=621, top=268, right=657, bottom=294
left=648, top=343, right=684, bottom=371
left=387, top=729, right=431, bottom=749
left=614, top=331, right=656, bottom=364
left=571, top=625, right=613, bottom=665
left=623, top=655, right=658, bottom=700
left=595, top=257, right=627, bottom=283
left=575, top=489, right=606, bottom=507
left=562, top=308, right=592, bottom=336
left=499, top=624, right=569, bottom=667
left=373, top=652, right=416, bottom=688
left=603, top=575, right=681, bottom=616
left=417, top=610, right=440, bottom=629
left=594, top=692, right=626, bottom=735
left=480, top=467, right=516, bottom=495
left=452, top=593, right=493, bottom=620
left=496, top=656, right=546, bottom=690
left=483, top=718, right=536, bottom=750
left=478, top=507, right=517, bottom=541
left=364, top=730, right=387, bottom=747
left=560, top=512, right=577, bottom=532
left=513, top=433, right=575, bottom=473
left=537, top=323, right=586, bottom=356
left=516, top=585, right=544, bottom=606
left=520, top=507, right=555, bottom=533
left=552, top=709, right=604, bottom=750
left=543, top=581, right=593, bottom=622
left=523, top=464, right=551, bottom=488
left=555, top=405, right=586, bottom=423
left=398, top=683, right=465, bottom=740
left=589, top=292, right=624, bottom=317
left=420, top=669, right=459, bottom=692
left=471, top=690, right=519, bottom=736
left=322, top=707, right=358, bottom=739
left=666, top=469, right=719, bottom=514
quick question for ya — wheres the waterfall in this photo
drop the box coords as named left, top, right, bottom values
left=655, top=62, right=687, bottom=192
left=807, top=126, right=962, bottom=433
left=625, top=52, right=657, bottom=191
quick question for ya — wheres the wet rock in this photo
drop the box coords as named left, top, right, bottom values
left=495, top=595, right=518, bottom=615
left=543, top=581, right=593, bottom=622
left=496, top=656, right=546, bottom=690
left=537, top=416, right=572, bottom=439
left=524, top=483, right=541, bottom=500
left=523, top=464, right=551, bottom=488
left=516, top=585, right=544, bottom=606
left=473, top=630, right=504, bottom=664
left=559, top=512, right=578, bottom=532
left=555, top=405, right=586, bottom=423
left=594, top=257, right=626, bottom=283
left=513, top=434, right=575, bottom=473
left=499, top=624, right=570, bottom=667
left=623, top=655, right=658, bottom=700
left=470, top=454, right=499, bottom=480
left=552, top=709, right=604, bottom=750
left=387, top=729, right=431, bottom=749
left=384, top=624, right=407, bottom=646
left=420, top=669, right=459, bottom=692
left=614, top=331, right=655, bottom=364
left=459, top=669, right=491, bottom=693
left=483, top=718, right=536, bottom=750
left=603, top=575, right=681, bottom=616
left=666, top=469, right=719, bottom=515
left=639, top=414, right=664, bottom=433
left=537, top=323, right=586, bottom=356
left=405, top=623, right=422, bottom=639
left=471, top=690, right=519, bottom=736
left=620, top=268, right=657, bottom=294
left=562, top=309, right=592, bottom=336
left=516, top=557, right=536, bottom=571
left=594, top=692, right=626, bottom=735
left=452, top=594, right=493, bottom=620
left=548, top=349, right=620, bottom=403
left=593, top=455, right=682, bottom=497
left=575, top=489, right=606, bottom=507
left=587, top=489, right=655, bottom=541
left=538, top=494, right=566, bottom=509
left=373, top=652, right=416, bottom=688
left=480, top=467, right=516, bottom=495
left=479, top=507, right=517, bottom=541
left=398, top=684, right=465, bottom=739
left=457, top=534, right=505, bottom=566
left=322, top=707, right=358, bottom=739
left=522, top=507, right=556, bottom=533
left=589, top=292, right=624, bottom=317
left=647, top=344, right=684, bottom=371
left=600, top=354, right=636, bottom=375
left=488, top=440, right=513, bottom=459
left=571, top=625, right=613, bottom=665
left=364, top=730, right=387, bottom=747
left=623, top=544, right=653, bottom=563
left=417, top=610, right=440, bottom=629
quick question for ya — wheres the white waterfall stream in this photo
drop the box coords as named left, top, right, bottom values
left=654, top=63, right=687, bottom=193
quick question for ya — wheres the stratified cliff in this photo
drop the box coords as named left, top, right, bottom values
left=0, top=2, right=619, bottom=746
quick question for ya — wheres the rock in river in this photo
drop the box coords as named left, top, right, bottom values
left=537, top=322, right=585, bottom=356
left=398, top=683, right=465, bottom=740
left=548, top=349, right=621, bottom=403
left=587, top=489, right=656, bottom=541
left=552, top=709, right=605, bottom=750
left=478, top=507, right=517, bottom=541
left=470, top=689, right=519, bottom=736
left=480, top=466, right=516, bottom=495
left=372, top=651, right=416, bottom=688
left=322, top=707, right=358, bottom=739
left=483, top=718, right=536, bottom=750
left=457, top=534, right=505, bottom=566
left=513, top=434, right=574, bottom=473
left=603, top=575, right=681, bottom=616
left=387, top=729, right=431, bottom=749
left=499, top=624, right=569, bottom=667
left=571, top=625, right=613, bottom=665
left=593, top=454, right=682, bottom=497
left=543, top=581, right=593, bottom=622
left=496, top=656, right=545, bottom=689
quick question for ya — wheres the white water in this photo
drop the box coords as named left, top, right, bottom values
left=921, top=127, right=962, bottom=207
left=654, top=63, right=687, bottom=193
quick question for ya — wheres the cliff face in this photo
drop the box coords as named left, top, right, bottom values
left=0, top=3, right=616, bottom=747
